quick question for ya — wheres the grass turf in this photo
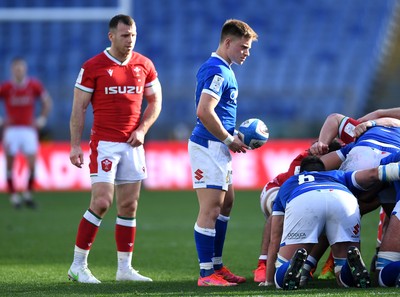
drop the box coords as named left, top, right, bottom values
left=0, top=190, right=397, bottom=296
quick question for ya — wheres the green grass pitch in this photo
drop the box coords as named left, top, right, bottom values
left=0, top=190, right=398, bottom=296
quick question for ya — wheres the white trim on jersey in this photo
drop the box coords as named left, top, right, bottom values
left=201, top=89, right=220, bottom=101
left=75, top=83, right=94, bottom=93
left=144, top=78, right=161, bottom=96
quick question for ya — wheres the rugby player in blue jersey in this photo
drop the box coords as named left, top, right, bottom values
left=188, top=19, right=258, bottom=286
left=369, top=150, right=400, bottom=287
left=342, top=108, right=400, bottom=287
left=266, top=155, right=400, bottom=290
left=319, top=125, right=400, bottom=226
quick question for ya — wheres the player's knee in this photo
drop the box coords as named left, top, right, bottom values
left=91, top=197, right=113, bottom=215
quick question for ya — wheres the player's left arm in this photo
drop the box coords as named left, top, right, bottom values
left=36, top=89, right=53, bottom=129
left=127, top=78, right=162, bottom=147
left=357, top=107, right=400, bottom=122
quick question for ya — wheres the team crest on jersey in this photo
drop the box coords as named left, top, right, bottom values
left=107, top=69, right=113, bottom=77
left=101, top=159, right=112, bottom=172
left=133, top=66, right=141, bottom=76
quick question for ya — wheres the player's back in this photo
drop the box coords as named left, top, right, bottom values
left=356, top=126, right=400, bottom=148
left=274, top=170, right=355, bottom=211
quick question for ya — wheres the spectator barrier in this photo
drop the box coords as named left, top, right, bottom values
left=0, top=140, right=312, bottom=191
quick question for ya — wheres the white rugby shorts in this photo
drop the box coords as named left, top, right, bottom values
left=89, top=140, right=147, bottom=184
left=280, top=189, right=360, bottom=246
left=3, top=126, right=38, bottom=155
left=188, top=139, right=232, bottom=191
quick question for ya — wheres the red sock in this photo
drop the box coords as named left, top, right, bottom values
left=7, top=177, right=15, bottom=193
left=75, top=217, right=99, bottom=250
left=27, top=173, right=34, bottom=191
left=115, top=223, right=136, bottom=252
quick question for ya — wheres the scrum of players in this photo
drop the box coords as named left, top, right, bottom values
left=255, top=107, right=400, bottom=289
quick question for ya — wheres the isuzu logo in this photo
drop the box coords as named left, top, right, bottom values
left=104, top=86, right=143, bottom=94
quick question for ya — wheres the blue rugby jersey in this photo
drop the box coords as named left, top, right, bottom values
left=190, top=53, right=238, bottom=146
left=339, top=126, right=400, bottom=158
left=272, top=170, right=360, bottom=214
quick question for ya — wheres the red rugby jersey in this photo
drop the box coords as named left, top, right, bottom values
left=265, top=150, right=309, bottom=190
left=75, top=49, right=158, bottom=142
left=0, top=78, right=47, bottom=126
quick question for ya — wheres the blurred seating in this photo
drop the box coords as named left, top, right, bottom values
left=0, top=0, right=398, bottom=139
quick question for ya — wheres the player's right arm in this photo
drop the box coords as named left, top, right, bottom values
left=353, top=117, right=400, bottom=138
left=310, top=113, right=346, bottom=155
left=196, top=92, right=247, bottom=153
left=69, top=88, right=91, bottom=168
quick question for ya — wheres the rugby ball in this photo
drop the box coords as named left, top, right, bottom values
left=238, top=118, right=269, bottom=149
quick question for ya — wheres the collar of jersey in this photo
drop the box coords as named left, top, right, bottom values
left=211, top=52, right=231, bottom=68
left=104, top=48, right=132, bottom=65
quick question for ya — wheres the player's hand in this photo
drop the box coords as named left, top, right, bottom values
left=70, top=146, right=84, bottom=168
left=309, top=141, right=328, bottom=156
left=228, top=135, right=248, bottom=153
left=353, top=121, right=373, bottom=138
left=127, top=129, right=145, bottom=147
left=35, top=115, right=47, bottom=129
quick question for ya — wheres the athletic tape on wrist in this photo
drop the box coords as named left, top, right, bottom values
left=378, top=163, right=400, bottom=182
left=223, top=134, right=234, bottom=146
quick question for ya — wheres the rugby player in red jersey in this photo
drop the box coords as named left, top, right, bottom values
left=68, top=14, right=162, bottom=284
left=0, top=57, right=52, bottom=209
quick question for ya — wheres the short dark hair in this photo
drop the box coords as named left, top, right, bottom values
left=220, top=19, right=258, bottom=43
left=300, top=156, right=326, bottom=172
left=11, top=56, right=25, bottom=64
left=109, top=14, right=134, bottom=30
left=328, top=138, right=342, bottom=152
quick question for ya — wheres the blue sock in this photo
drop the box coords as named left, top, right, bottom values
left=340, top=262, right=355, bottom=287
left=194, top=224, right=215, bottom=277
left=380, top=261, right=400, bottom=286
left=213, top=215, right=228, bottom=270
left=303, top=257, right=317, bottom=272
left=275, top=261, right=290, bottom=288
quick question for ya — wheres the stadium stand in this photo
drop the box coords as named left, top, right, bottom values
left=0, top=0, right=399, bottom=139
